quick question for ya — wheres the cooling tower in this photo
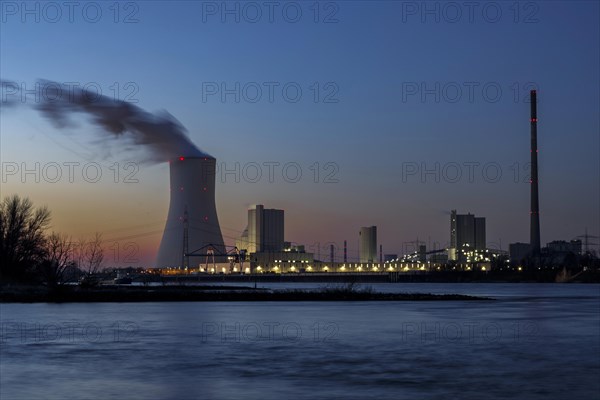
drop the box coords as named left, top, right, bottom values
left=156, top=157, right=225, bottom=268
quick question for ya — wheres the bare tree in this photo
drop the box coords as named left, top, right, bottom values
left=40, top=232, right=75, bottom=287
left=77, top=233, right=105, bottom=286
left=0, top=195, right=51, bottom=281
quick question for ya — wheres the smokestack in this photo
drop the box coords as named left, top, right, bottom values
left=343, top=240, right=347, bottom=263
left=156, top=157, right=225, bottom=267
left=330, top=244, right=334, bottom=265
left=530, top=90, right=541, bottom=254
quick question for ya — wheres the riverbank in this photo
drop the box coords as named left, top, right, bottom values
left=0, top=284, right=492, bottom=303
left=141, top=269, right=600, bottom=284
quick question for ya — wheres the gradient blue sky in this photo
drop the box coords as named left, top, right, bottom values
left=1, top=1, right=599, bottom=266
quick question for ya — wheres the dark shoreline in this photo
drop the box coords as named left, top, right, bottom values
left=150, top=270, right=600, bottom=284
left=0, top=285, right=492, bottom=303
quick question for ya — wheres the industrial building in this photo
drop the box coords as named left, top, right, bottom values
left=545, top=240, right=583, bottom=266
left=449, top=210, right=486, bottom=261
left=546, top=240, right=582, bottom=255
left=510, top=240, right=583, bottom=266
left=236, top=204, right=285, bottom=253
left=509, top=242, right=532, bottom=264
left=249, top=243, right=314, bottom=273
left=359, top=226, right=377, bottom=263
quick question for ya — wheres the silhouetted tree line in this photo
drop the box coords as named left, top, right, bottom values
left=0, top=195, right=104, bottom=286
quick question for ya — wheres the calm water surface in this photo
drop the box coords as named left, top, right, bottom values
left=1, top=283, right=599, bottom=399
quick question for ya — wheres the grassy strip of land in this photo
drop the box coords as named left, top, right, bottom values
left=0, top=284, right=492, bottom=302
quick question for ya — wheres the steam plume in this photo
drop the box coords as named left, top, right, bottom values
left=1, top=79, right=209, bottom=162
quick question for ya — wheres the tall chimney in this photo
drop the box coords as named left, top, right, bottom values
left=156, top=157, right=225, bottom=267
left=330, top=244, right=334, bottom=265
left=530, top=90, right=541, bottom=254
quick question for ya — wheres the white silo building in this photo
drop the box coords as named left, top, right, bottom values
left=359, top=226, right=377, bottom=263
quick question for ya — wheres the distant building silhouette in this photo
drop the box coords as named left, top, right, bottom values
left=546, top=240, right=581, bottom=255
left=509, top=242, right=531, bottom=264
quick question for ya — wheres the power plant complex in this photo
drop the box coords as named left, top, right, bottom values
left=153, top=90, right=579, bottom=273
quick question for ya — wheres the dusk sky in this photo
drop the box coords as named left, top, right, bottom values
left=1, top=1, right=598, bottom=267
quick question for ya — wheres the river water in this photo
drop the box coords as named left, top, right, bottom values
left=1, top=283, right=598, bottom=399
